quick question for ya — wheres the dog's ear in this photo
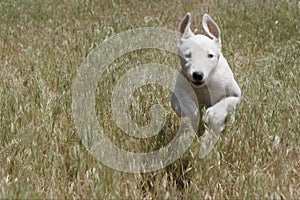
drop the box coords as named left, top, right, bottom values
left=202, top=14, right=221, bottom=46
left=180, top=12, right=194, bottom=39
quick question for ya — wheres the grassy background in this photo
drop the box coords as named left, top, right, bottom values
left=0, top=0, right=299, bottom=198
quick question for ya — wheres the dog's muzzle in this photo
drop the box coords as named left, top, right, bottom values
left=190, top=80, right=205, bottom=87
left=191, top=71, right=205, bottom=87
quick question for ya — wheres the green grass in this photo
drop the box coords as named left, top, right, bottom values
left=0, top=0, right=299, bottom=199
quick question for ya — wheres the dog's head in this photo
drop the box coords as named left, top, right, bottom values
left=178, top=13, right=222, bottom=88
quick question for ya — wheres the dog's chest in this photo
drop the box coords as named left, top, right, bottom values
left=193, top=84, right=225, bottom=108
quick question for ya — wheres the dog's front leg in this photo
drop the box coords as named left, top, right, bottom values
left=203, top=96, right=240, bottom=133
left=171, top=88, right=199, bottom=118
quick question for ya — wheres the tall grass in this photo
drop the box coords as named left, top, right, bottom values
left=0, top=0, right=299, bottom=198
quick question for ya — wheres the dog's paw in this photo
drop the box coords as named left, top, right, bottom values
left=203, top=105, right=227, bottom=133
left=227, top=111, right=235, bottom=124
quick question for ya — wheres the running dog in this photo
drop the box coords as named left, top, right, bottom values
left=171, top=13, right=241, bottom=133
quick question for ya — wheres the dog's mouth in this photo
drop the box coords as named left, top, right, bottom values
left=190, top=80, right=205, bottom=87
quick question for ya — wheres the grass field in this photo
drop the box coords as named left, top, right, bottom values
left=1, top=0, right=299, bottom=199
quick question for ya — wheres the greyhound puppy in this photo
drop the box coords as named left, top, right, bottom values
left=171, top=13, right=241, bottom=133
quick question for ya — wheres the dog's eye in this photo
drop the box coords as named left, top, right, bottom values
left=184, top=52, right=192, bottom=59
left=207, top=54, right=214, bottom=58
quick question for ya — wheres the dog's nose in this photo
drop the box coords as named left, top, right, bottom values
left=192, top=71, right=204, bottom=81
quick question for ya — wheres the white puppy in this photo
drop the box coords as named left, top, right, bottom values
left=171, top=13, right=241, bottom=133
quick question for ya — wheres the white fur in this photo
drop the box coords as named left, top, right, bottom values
left=171, top=13, right=241, bottom=133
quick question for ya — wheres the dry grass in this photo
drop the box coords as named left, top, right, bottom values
left=0, top=0, right=299, bottom=199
